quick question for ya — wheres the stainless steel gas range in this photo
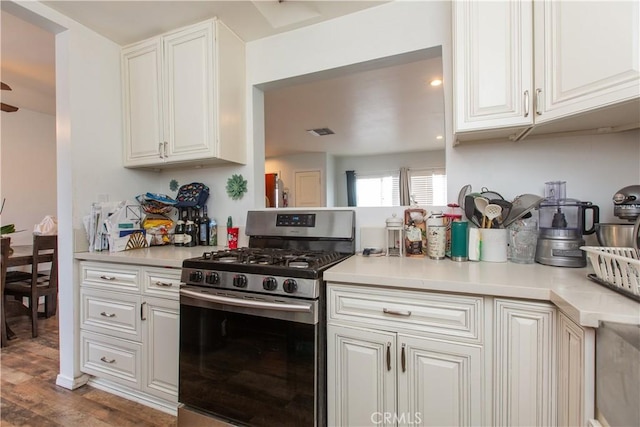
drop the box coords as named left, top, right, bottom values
left=178, top=210, right=355, bottom=427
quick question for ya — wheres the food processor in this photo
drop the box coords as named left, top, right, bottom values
left=535, top=181, right=599, bottom=267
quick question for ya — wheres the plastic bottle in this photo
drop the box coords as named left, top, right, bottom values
left=208, top=218, right=217, bottom=246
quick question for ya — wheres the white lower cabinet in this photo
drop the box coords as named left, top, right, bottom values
left=557, top=311, right=595, bottom=427
left=328, top=324, right=396, bottom=427
left=397, top=335, right=483, bottom=427
left=79, top=262, right=180, bottom=410
left=327, top=284, right=486, bottom=426
left=493, top=298, right=556, bottom=427
left=142, top=295, right=179, bottom=402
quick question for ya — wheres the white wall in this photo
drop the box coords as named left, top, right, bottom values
left=247, top=0, right=452, bottom=216
left=1, top=109, right=57, bottom=245
left=447, top=130, right=640, bottom=222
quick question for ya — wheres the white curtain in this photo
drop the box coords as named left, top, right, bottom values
left=399, top=167, right=411, bottom=206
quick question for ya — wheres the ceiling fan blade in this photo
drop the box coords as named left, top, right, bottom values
left=1, top=82, right=12, bottom=91
left=1, top=102, right=19, bottom=112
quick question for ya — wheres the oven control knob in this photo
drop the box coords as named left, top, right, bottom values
left=262, top=277, right=278, bottom=291
left=189, top=270, right=203, bottom=283
left=283, top=279, right=298, bottom=294
left=233, top=274, right=248, bottom=288
left=205, top=272, right=219, bottom=285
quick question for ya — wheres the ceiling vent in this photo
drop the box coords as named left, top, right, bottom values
left=307, top=127, right=335, bottom=136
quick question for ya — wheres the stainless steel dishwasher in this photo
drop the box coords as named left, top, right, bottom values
left=595, top=321, right=640, bottom=427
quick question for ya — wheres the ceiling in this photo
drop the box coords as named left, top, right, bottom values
left=1, top=1, right=445, bottom=157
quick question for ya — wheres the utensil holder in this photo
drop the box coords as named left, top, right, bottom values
left=480, top=229, right=507, bottom=262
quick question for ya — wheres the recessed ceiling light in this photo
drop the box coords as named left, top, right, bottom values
left=430, top=79, right=442, bottom=86
left=307, top=127, right=335, bottom=136
left=436, top=135, right=443, bottom=140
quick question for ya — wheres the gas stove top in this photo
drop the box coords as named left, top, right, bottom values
left=186, top=248, right=349, bottom=270
left=181, top=209, right=355, bottom=299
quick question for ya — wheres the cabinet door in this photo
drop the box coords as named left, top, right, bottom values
left=397, top=334, right=484, bottom=427
left=494, top=299, right=556, bottom=426
left=533, top=0, right=640, bottom=123
left=327, top=324, right=396, bottom=427
left=142, top=296, right=179, bottom=402
left=453, top=0, right=534, bottom=134
left=558, top=312, right=595, bottom=427
left=122, top=38, right=164, bottom=166
left=163, top=21, right=216, bottom=163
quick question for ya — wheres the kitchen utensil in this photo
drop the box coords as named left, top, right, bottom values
left=595, top=223, right=640, bottom=248
left=484, top=204, right=502, bottom=229
left=474, top=197, right=489, bottom=228
left=489, top=199, right=512, bottom=225
left=480, top=187, right=504, bottom=201
left=535, top=182, right=599, bottom=267
left=503, top=194, right=544, bottom=228
left=458, top=184, right=472, bottom=209
left=464, top=194, right=481, bottom=228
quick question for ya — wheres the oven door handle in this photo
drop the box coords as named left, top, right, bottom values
left=180, top=289, right=313, bottom=313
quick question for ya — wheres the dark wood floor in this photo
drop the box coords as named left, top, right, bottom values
left=1, top=314, right=177, bottom=426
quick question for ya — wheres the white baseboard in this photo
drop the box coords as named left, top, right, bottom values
left=56, top=372, right=90, bottom=390
left=87, top=377, right=178, bottom=416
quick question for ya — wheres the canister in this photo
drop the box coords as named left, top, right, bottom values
left=427, top=225, right=446, bottom=259
left=450, top=221, right=468, bottom=261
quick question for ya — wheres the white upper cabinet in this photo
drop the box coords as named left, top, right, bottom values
left=453, top=0, right=640, bottom=142
left=122, top=19, right=246, bottom=168
left=453, top=0, right=534, bottom=135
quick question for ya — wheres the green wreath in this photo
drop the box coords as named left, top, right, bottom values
left=226, top=174, right=247, bottom=200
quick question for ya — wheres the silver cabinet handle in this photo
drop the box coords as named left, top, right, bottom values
left=100, top=356, right=116, bottom=364
left=140, top=301, right=147, bottom=321
left=99, top=275, right=116, bottom=281
left=100, top=312, right=116, bottom=318
left=386, top=342, right=392, bottom=371
left=383, top=308, right=412, bottom=317
left=535, top=88, right=543, bottom=116
left=401, top=343, right=406, bottom=373
left=155, top=281, right=173, bottom=287
left=158, top=142, right=164, bottom=159
left=524, top=90, right=530, bottom=117
left=164, top=141, right=168, bottom=158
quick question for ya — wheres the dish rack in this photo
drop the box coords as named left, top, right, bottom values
left=580, top=246, right=640, bottom=302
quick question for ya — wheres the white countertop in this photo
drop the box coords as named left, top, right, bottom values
left=74, top=245, right=215, bottom=268
left=74, top=246, right=640, bottom=328
left=324, top=255, right=640, bottom=328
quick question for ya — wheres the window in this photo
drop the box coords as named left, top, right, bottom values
left=354, top=168, right=446, bottom=207
left=355, top=171, right=399, bottom=207
left=409, top=168, right=447, bottom=206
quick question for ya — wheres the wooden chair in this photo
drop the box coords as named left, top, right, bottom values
left=4, top=235, right=58, bottom=338
left=1, top=237, right=11, bottom=347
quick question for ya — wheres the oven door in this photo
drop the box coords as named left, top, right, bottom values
left=179, top=286, right=323, bottom=427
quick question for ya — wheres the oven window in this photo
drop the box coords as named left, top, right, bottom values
left=180, top=305, right=317, bottom=426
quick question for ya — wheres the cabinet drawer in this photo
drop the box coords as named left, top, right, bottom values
left=143, top=267, right=181, bottom=299
left=81, top=288, right=142, bottom=341
left=328, top=284, right=483, bottom=342
left=81, top=330, right=142, bottom=389
left=81, top=262, right=141, bottom=292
